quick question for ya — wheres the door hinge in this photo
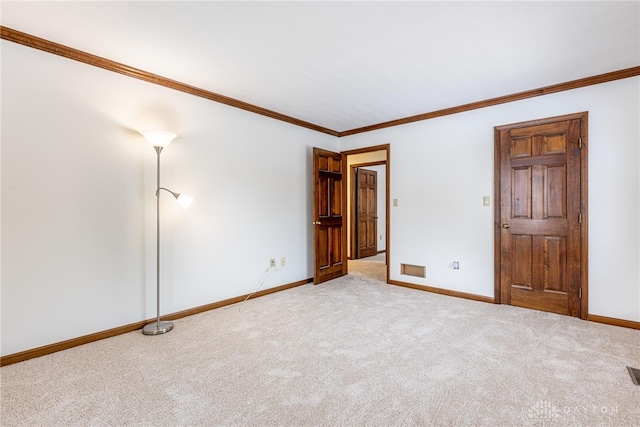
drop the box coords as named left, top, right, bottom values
left=579, top=288, right=582, bottom=299
left=579, top=213, right=582, bottom=224
left=578, top=137, right=583, bottom=149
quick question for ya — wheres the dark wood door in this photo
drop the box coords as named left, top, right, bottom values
left=495, top=113, right=587, bottom=318
left=356, top=168, right=378, bottom=259
left=313, top=147, right=346, bottom=284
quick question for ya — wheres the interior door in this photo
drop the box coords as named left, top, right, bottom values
left=313, top=147, right=346, bottom=284
left=495, top=113, right=587, bottom=318
left=355, top=168, right=378, bottom=259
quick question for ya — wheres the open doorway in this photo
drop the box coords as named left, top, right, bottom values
left=343, top=145, right=390, bottom=283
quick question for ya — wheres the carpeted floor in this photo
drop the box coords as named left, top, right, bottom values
left=348, top=253, right=387, bottom=283
left=2, top=270, right=639, bottom=426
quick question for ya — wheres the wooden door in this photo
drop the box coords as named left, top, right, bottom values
left=313, top=147, right=346, bottom=284
left=495, top=113, right=587, bottom=318
left=356, top=168, right=378, bottom=259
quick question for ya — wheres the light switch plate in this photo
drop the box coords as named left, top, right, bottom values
left=483, top=196, right=490, bottom=206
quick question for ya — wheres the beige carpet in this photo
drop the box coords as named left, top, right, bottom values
left=348, top=253, right=387, bottom=283
left=2, top=272, right=639, bottom=426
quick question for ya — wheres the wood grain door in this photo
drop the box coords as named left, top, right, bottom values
left=313, top=147, right=347, bottom=284
left=356, top=168, right=378, bottom=259
left=495, top=113, right=588, bottom=318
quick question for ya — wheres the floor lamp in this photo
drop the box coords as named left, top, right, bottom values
left=140, top=130, right=193, bottom=336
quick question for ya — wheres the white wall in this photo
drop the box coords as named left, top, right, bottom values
left=1, top=41, right=338, bottom=356
left=2, top=40, right=638, bottom=359
left=340, top=77, right=640, bottom=322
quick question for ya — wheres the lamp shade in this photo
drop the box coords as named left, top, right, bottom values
left=141, top=130, right=177, bottom=148
left=176, top=193, right=194, bottom=208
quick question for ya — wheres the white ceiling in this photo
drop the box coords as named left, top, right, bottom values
left=2, top=1, right=639, bottom=133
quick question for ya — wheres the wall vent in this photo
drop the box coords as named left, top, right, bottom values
left=401, top=263, right=426, bottom=278
left=628, top=366, right=640, bottom=385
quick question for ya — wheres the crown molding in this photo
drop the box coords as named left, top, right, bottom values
left=0, top=26, right=340, bottom=137
left=338, top=66, right=640, bottom=136
left=2, top=26, right=639, bottom=138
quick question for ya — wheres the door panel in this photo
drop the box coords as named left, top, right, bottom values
left=313, top=147, right=346, bottom=284
left=496, top=113, right=587, bottom=318
left=512, top=234, right=532, bottom=288
left=512, top=167, right=532, bottom=218
left=544, top=236, right=567, bottom=292
left=545, top=165, right=567, bottom=218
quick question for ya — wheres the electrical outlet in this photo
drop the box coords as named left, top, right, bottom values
left=270, top=258, right=276, bottom=268
left=281, top=257, right=286, bottom=267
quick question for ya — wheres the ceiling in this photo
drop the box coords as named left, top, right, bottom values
left=2, top=1, right=639, bottom=134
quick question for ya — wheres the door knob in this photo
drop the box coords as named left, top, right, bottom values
left=502, top=223, right=510, bottom=229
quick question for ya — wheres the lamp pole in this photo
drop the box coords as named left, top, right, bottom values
left=142, top=145, right=174, bottom=335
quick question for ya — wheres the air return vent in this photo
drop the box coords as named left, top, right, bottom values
left=401, top=263, right=426, bottom=278
left=628, top=366, right=640, bottom=385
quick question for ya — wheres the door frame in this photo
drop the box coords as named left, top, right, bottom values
left=342, top=144, right=391, bottom=283
left=351, top=161, right=385, bottom=259
left=493, top=112, right=589, bottom=319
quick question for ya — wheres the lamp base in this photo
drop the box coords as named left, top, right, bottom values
left=142, top=320, right=174, bottom=336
